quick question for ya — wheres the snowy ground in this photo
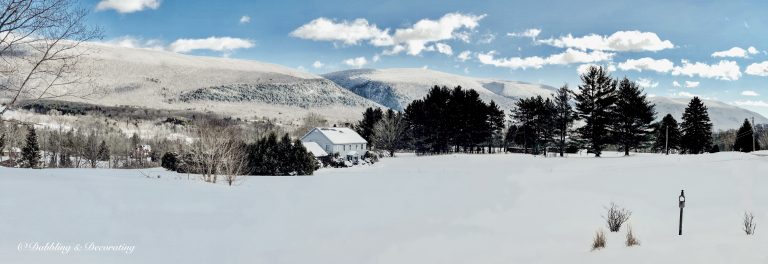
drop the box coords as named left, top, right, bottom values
left=1, top=152, right=767, bottom=263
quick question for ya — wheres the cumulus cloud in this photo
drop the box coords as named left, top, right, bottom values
left=673, top=81, right=681, bottom=87
left=684, top=81, right=700, bottom=88
left=431, top=43, right=453, bottom=56
left=618, top=58, right=674, bottom=73
left=96, top=0, right=160, bottom=13
left=312, top=61, right=324, bottom=69
left=343, top=57, right=368, bottom=68
left=457, top=50, right=472, bottom=61
left=508, top=28, right=541, bottom=39
left=478, top=33, right=496, bottom=44
left=636, top=78, right=659, bottom=88
left=538, top=30, right=674, bottom=52
left=101, top=36, right=165, bottom=50
left=745, top=61, right=768, bottom=76
left=742, top=90, right=759, bottom=96
left=292, top=13, right=484, bottom=56
left=711, top=46, right=758, bottom=58
left=169, top=37, right=254, bottom=53
left=478, top=49, right=614, bottom=70
left=732, top=100, right=768, bottom=107
left=290, top=18, right=391, bottom=46
left=239, top=16, right=251, bottom=24
left=671, top=60, right=741, bottom=81
left=389, top=13, right=485, bottom=55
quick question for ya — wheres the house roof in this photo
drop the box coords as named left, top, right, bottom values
left=302, top=142, right=328, bottom=157
left=306, top=127, right=367, bottom=144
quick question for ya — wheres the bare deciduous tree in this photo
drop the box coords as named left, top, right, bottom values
left=0, top=0, right=102, bottom=119
left=372, top=111, right=405, bottom=157
left=189, top=122, right=246, bottom=185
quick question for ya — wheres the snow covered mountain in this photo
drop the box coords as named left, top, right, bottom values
left=650, top=97, right=768, bottom=131
left=323, top=68, right=558, bottom=111
left=324, top=68, right=766, bottom=130
left=26, top=43, right=380, bottom=121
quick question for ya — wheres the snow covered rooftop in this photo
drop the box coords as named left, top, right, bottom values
left=302, top=142, right=328, bottom=157
left=312, top=127, right=367, bottom=144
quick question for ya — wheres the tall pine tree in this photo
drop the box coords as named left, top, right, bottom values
left=651, top=114, right=682, bottom=154
left=734, top=119, right=760, bottom=152
left=553, top=85, right=577, bottom=157
left=20, top=126, right=41, bottom=168
left=354, top=107, right=383, bottom=146
left=680, top=97, right=713, bottom=154
left=613, top=78, right=656, bottom=156
left=574, top=66, right=617, bottom=157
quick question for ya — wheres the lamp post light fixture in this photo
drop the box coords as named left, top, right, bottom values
left=678, top=190, right=685, bottom=235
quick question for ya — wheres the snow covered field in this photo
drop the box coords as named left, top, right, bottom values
left=1, top=152, right=767, bottom=263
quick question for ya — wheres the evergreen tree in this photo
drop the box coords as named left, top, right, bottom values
left=84, top=131, right=99, bottom=168
left=97, top=140, right=110, bottom=161
left=680, top=97, right=713, bottom=154
left=613, top=78, right=656, bottom=156
left=354, top=107, right=383, bottom=146
left=553, top=85, right=577, bottom=157
left=651, top=114, right=682, bottom=154
left=511, top=95, right=555, bottom=155
left=574, top=66, right=617, bottom=157
left=161, top=152, right=178, bottom=171
left=734, top=119, right=760, bottom=152
left=485, top=101, right=506, bottom=153
left=20, top=126, right=40, bottom=168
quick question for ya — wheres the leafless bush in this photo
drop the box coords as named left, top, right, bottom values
left=625, top=225, right=640, bottom=247
left=603, top=202, right=632, bottom=232
left=591, top=229, right=606, bottom=251
left=743, top=211, right=756, bottom=235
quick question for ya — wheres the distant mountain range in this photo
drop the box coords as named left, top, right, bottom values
left=6, top=43, right=765, bottom=130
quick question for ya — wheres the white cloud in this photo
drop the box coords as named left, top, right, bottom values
left=239, top=16, right=251, bottom=24
left=618, top=58, right=674, bottom=73
left=101, top=36, right=165, bottom=50
left=508, top=28, right=541, bottom=39
left=732, top=100, right=768, bottom=107
left=478, top=49, right=614, bottom=70
left=343, top=57, right=368, bottom=68
left=169, top=37, right=254, bottom=53
left=538, top=30, right=674, bottom=52
left=290, top=18, right=391, bottom=46
left=637, top=78, right=659, bottom=88
left=478, top=33, right=496, bottom=44
left=457, top=50, right=472, bottom=61
left=673, top=81, right=681, bottom=87
left=292, top=13, right=484, bottom=56
left=312, top=61, right=324, bottom=69
left=577, top=63, right=616, bottom=75
left=711, top=46, right=758, bottom=58
left=742, top=90, right=760, bottom=96
left=671, top=60, right=741, bottom=81
left=431, top=43, right=453, bottom=56
left=96, top=0, right=160, bottom=13
left=684, top=81, right=700, bottom=88
left=745, top=61, right=768, bottom=76
left=372, top=54, right=380, bottom=62
left=391, top=13, right=485, bottom=55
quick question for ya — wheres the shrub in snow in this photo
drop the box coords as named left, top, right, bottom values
left=625, top=225, right=640, bottom=247
left=161, top=152, right=179, bottom=171
left=591, top=229, right=606, bottom=251
left=604, top=202, right=632, bottom=232
left=743, top=211, right=756, bottom=235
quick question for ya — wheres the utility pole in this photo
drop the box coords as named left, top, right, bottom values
left=665, top=124, right=669, bottom=155
left=753, top=116, right=756, bottom=152
left=679, top=190, right=685, bottom=235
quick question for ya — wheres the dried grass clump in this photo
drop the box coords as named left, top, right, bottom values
left=591, top=229, right=606, bottom=251
left=743, top=211, right=757, bottom=235
left=625, top=225, right=640, bottom=247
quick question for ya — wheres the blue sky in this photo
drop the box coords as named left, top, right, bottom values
left=85, top=0, right=768, bottom=116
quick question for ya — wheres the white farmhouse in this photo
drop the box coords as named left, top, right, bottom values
left=300, top=127, right=368, bottom=161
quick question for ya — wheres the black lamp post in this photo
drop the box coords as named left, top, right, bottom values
left=678, top=190, right=685, bottom=235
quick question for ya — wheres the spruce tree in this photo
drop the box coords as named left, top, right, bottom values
left=97, top=140, right=110, bottom=161
left=20, top=126, right=41, bottom=168
left=613, top=78, right=656, bottom=156
left=734, top=119, right=760, bottom=152
left=553, top=85, right=577, bottom=157
left=354, top=107, right=383, bottom=146
left=680, top=97, right=713, bottom=154
left=574, top=66, right=617, bottom=157
left=651, top=114, right=682, bottom=154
